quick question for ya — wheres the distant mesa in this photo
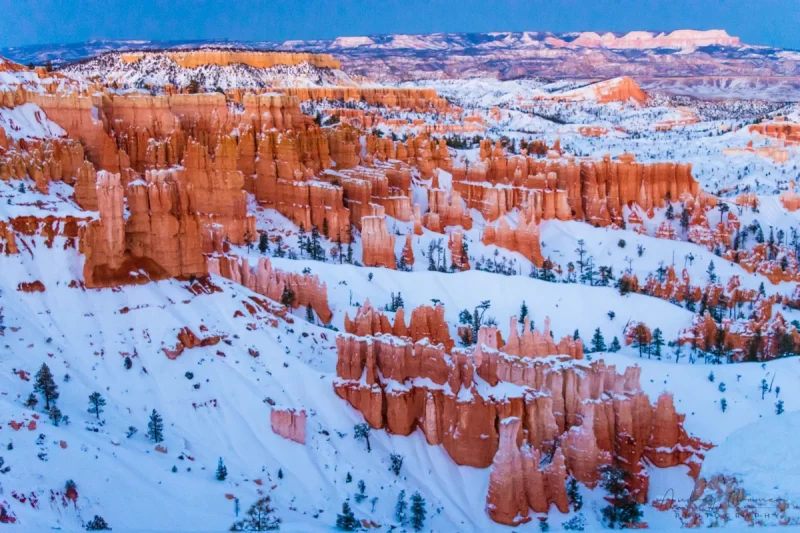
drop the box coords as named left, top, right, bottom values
left=119, top=49, right=341, bottom=70
left=546, top=29, right=740, bottom=50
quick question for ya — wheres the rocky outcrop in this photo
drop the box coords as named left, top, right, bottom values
left=481, top=215, right=543, bottom=266
left=360, top=212, right=396, bottom=269
left=333, top=323, right=708, bottom=524
left=447, top=230, right=469, bottom=270
left=270, top=408, right=307, bottom=444
left=486, top=417, right=532, bottom=525
left=344, top=301, right=452, bottom=351
left=0, top=215, right=88, bottom=256
left=207, top=255, right=332, bottom=324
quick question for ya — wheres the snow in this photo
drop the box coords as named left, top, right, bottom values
left=0, top=103, right=66, bottom=140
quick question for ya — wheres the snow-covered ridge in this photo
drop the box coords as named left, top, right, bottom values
left=59, top=51, right=356, bottom=91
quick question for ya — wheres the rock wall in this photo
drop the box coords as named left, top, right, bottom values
left=278, top=87, right=448, bottom=111
left=207, top=255, right=332, bottom=324
left=360, top=211, right=396, bottom=269
left=270, top=408, right=307, bottom=444
left=344, top=300, right=453, bottom=352
left=451, top=151, right=699, bottom=226
left=481, top=215, right=543, bottom=266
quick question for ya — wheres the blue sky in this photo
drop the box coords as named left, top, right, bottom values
left=1, top=0, right=798, bottom=50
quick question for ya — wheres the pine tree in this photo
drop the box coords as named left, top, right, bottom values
left=721, top=398, right=728, bottom=412
left=354, top=479, right=367, bottom=503
left=389, top=453, right=403, bottom=476
left=590, top=328, right=606, bottom=353
left=395, top=490, right=407, bottom=523
left=87, top=392, right=106, bottom=419
left=274, top=235, right=286, bottom=258
left=258, top=233, right=269, bottom=255
left=575, top=239, right=587, bottom=281
left=354, top=423, right=371, bottom=452
left=336, top=502, right=359, bottom=531
left=310, top=226, right=325, bottom=261
left=306, top=304, right=315, bottom=323
left=776, top=400, right=785, bottom=415
left=518, top=301, right=529, bottom=325
left=609, top=336, right=621, bottom=352
left=233, top=496, right=281, bottom=531
left=346, top=241, right=353, bottom=264
left=573, top=329, right=580, bottom=341
left=34, top=363, right=59, bottom=410
left=148, top=409, right=164, bottom=443
left=409, top=491, right=426, bottom=531
left=706, top=260, right=717, bottom=283
left=124, top=356, right=133, bottom=370
left=345, top=472, right=352, bottom=483
left=86, top=515, right=111, bottom=530
left=49, top=405, right=63, bottom=426
left=651, top=328, right=664, bottom=359
left=567, top=478, right=583, bottom=511
left=216, top=457, right=228, bottom=481
left=24, top=392, right=38, bottom=409
left=600, top=465, right=642, bottom=529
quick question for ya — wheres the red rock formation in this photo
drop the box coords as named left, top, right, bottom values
left=344, top=301, right=452, bottom=351
left=0, top=215, right=88, bottom=256
left=270, top=408, right=307, bottom=444
left=361, top=213, right=396, bottom=269
left=207, top=255, right=332, bottom=324
left=451, top=153, right=699, bottom=228
left=486, top=417, right=532, bottom=526
left=401, top=234, right=415, bottom=267
left=334, top=324, right=707, bottom=524
left=481, top=216, right=543, bottom=267
left=279, top=87, right=448, bottom=111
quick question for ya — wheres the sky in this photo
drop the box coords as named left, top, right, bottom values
left=1, top=0, right=799, bottom=50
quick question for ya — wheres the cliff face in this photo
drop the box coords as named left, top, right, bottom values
left=360, top=212, right=396, bottom=269
left=80, top=148, right=256, bottom=287
left=121, top=50, right=341, bottom=70
left=270, top=408, right=307, bottom=444
left=450, top=149, right=699, bottom=227
left=481, top=215, right=543, bottom=267
left=333, top=321, right=709, bottom=525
